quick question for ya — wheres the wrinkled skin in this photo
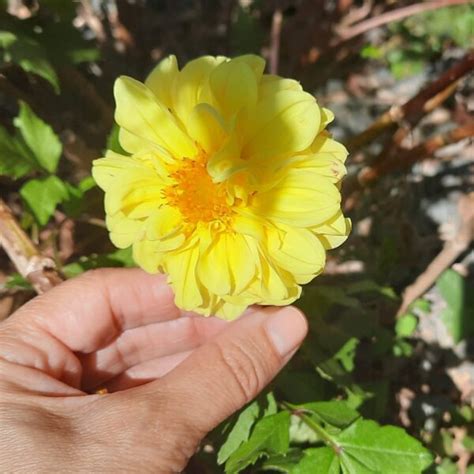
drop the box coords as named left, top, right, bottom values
left=0, top=268, right=307, bottom=473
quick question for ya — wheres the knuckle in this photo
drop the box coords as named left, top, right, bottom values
left=215, top=338, right=268, bottom=403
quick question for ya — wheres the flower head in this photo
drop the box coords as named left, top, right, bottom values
left=92, top=54, right=350, bottom=319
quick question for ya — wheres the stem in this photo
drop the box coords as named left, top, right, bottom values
left=0, top=199, right=63, bottom=293
left=334, top=0, right=471, bottom=44
left=281, top=402, right=342, bottom=453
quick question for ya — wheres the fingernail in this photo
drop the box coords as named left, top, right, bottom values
left=265, top=307, right=308, bottom=357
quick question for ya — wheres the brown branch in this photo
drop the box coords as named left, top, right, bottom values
left=344, top=123, right=474, bottom=210
left=347, top=51, right=474, bottom=153
left=269, top=8, right=283, bottom=75
left=398, top=193, right=474, bottom=316
left=334, top=0, right=471, bottom=45
left=358, top=122, right=474, bottom=187
left=0, top=199, right=63, bottom=293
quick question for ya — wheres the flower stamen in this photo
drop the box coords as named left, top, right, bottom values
left=164, top=155, right=233, bottom=225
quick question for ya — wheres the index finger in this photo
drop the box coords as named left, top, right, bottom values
left=7, top=268, right=181, bottom=353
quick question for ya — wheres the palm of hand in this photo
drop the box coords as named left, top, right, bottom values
left=0, top=268, right=307, bottom=472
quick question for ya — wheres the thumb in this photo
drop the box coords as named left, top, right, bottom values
left=146, top=306, right=307, bottom=434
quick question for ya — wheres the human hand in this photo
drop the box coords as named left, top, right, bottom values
left=0, top=268, right=307, bottom=472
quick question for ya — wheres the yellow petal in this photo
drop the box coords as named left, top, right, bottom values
left=242, top=90, right=320, bottom=161
left=114, top=76, right=197, bottom=158
left=214, top=299, right=248, bottom=320
left=319, top=107, right=334, bottom=132
left=145, top=55, right=179, bottom=109
left=258, top=74, right=302, bottom=98
left=313, top=212, right=352, bottom=250
left=92, top=152, right=153, bottom=191
left=105, top=175, right=164, bottom=216
left=144, top=206, right=187, bottom=252
left=309, top=134, right=349, bottom=163
left=186, top=103, right=227, bottom=153
left=234, top=54, right=266, bottom=81
left=165, top=245, right=204, bottom=310
left=198, top=232, right=255, bottom=296
left=293, top=153, right=347, bottom=183
left=172, top=55, right=226, bottom=127
left=133, top=239, right=164, bottom=273
left=268, top=226, right=326, bottom=277
left=118, top=128, right=175, bottom=162
left=312, top=210, right=350, bottom=235
left=207, top=135, right=246, bottom=182
left=106, top=212, right=144, bottom=249
left=209, top=59, right=258, bottom=118
left=251, top=168, right=341, bottom=227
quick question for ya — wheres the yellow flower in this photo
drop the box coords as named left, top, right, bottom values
left=92, top=54, right=350, bottom=319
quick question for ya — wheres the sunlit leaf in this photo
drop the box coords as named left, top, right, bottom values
left=14, top=101, right=62, bottom=173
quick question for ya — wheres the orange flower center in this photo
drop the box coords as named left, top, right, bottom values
left=164, top=156, right=233, bottom=225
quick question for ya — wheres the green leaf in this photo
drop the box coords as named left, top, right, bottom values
left=294, top=447, right=339, bottom=474
left=260, top=449, right=304, bottom=473
left=106, top=123, right=127, bottom=155
left=225, top=411, right=290, bottom=473
left=62, top=249, right=135, bottom=278
left=5, top=273, right=32, bottom=290
left=14, top=101, right=62, bottom=173
left=263, top=447, right=340, bottom=474
left=217, top=401, right=260, bottom=464
left=20, top=175, right=68, bottom=225
left=436, top=269, right=474, bottom=342
left=335, top=419, right=433, bottom=473
left=298, top=401, right=360, bottom=429
left=0, top=31, right=59, bottom=92
left=0, top=126, right=37, bottom=178
left=435, top=458, right=458, bottom=474
left=395, top=313, right=418, bottom=337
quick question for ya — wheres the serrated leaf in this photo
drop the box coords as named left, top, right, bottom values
left=295, top=447, right=340, bottom=474
left=298, top=401, right=360, bottom=429
left=263, top=447, right=340, bottom=474
left=14, top=101, right=62, bottom=173
left=20, top=175, right=68, bottom=225
left=260, top=449, right=304, bottom=472
left=0, top=126, right=37, bottom=178
left=225, top=411, right=290, bottom=474
left=0, top=31, right=59, bottom=92
left=218, top=401, right=260, bottom=465
left=335, top=419, right=433, bottom=473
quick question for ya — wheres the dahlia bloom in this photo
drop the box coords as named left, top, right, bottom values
left=92, top=54, right=350, bottom=319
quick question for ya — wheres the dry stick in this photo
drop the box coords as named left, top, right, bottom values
left=269, top=8, right=283, bottom=75
left=0, top=199, right=63, bottom=294
left=344, top=123, right=474, bottom=211
left=398, top=193, right=474, bottom=316
left=347, top=51, right=474, bottom=153
left=358, top=122, right=474, bottom=187
left=333, top=0, right=471, bottom=45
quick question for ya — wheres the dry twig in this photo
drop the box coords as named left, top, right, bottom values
left=347, top=51, right=474, bottom=153
left=0, top=199, right=63, bottom=294
left=334, top=0, right=471, bottom=45
left=269, top=8, right=283, bottom=75
left=357, top=122, right=474, bottom=187
left=397, top=194, right=474, bottom=316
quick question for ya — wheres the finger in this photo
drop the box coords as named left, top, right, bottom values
left=80, top=316, right=227, bottom=390
left=100, top=351, right=193, bottom=392
left=7, top=268, right=180, bottom=354
left=141, top=306, right=308, bottom=435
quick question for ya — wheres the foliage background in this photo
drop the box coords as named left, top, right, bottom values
left=0, top=1, right=473, bottom=472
